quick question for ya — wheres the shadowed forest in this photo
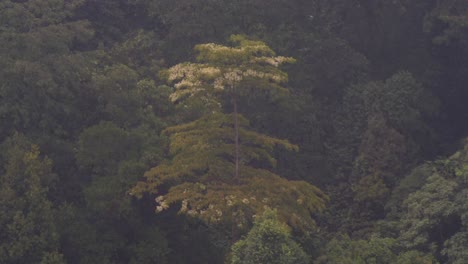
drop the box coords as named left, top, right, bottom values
left=0, top=0, right=467, bottom=263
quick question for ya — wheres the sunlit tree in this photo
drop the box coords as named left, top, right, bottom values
left=131, top=35, right=327, bottom=232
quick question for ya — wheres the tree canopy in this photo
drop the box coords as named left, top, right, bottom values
left=1, top=0, right=468, bottom=263
left=132, top=36, right=327, bottom=232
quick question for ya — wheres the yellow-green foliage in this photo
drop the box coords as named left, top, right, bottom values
left=134, top=170, right=326, bottom=231
left=165, top=35, right=295, bottom=105
left=131, top=112, right=326, bottom=231
left=131, top=36, right=326, bottom=232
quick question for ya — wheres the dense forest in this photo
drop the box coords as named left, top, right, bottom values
left=0, top=0, right=467, bottom=263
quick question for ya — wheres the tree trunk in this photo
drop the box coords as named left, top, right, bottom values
left=232, top=88, right=240, bottom=244
left=233, top=89, right=239, bottom=181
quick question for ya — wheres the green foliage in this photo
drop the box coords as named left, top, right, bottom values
left=386, top=164, right=434, bottom=216
left=56, top=200, right=170, bottom=264
left=400, top=174, right=458, bottom=250
left=0, top=0, right=467, bottom=262
left=0, top=0, right=95, bottom=138
left=77, top=122, right=142, bottom=174
left=128, top=227, right=170, bottom=264
left=316, top=235, right=437, bottom=264
left=92, top=61, right=171, bottom=127
left=340, top=71, right=436, bottom=158
left=324, top=71, right=438, bottom=234
left=399, top=139, right=468, bottom=262
left=70, top=119, right=171, bottom=264
left=329, top=71, right=434, bottom=180
left=0, top=135, right=63, bottom=263
left=230, top=209, right=310, bottom=264
left=352, top=114, right=406, bottom=201
left=83, top=161, right=145, bottom=217
left=442, top=231, right=468, bottom=264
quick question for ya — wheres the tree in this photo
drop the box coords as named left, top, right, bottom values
left=0, top=0, right=95, bottom=139
left=230, top=209, right=309, bottom=264
left=0, top=0, right=101, bottom=193
left=60, top=120, right=171, bottom=264
left=163, top=35, right=296, bottom=179
left=131, top=36, right=327, bottom=232
left=165, top=35, right=293, bottom=179
left=0, top=135, right=65, bottom=263
left=323, top=71, right=438, bottom=235
left=316, top=235, right=437, bottom=264
left=423, top=0, right=468, bottom=141
left=399, top=138, right=468, bottom=263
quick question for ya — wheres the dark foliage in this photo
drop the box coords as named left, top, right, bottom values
left=0, top=0, right=467, bottom=263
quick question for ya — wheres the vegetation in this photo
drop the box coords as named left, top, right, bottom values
left=0, top=0, right=467, bottom=263
left=230, top=209, right=310, bottom=264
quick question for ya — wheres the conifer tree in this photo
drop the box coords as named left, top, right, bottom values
left=131, top=35, right=327, bottom=232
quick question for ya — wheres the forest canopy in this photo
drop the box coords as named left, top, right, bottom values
left=0, top=0, right=467, bottom=263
